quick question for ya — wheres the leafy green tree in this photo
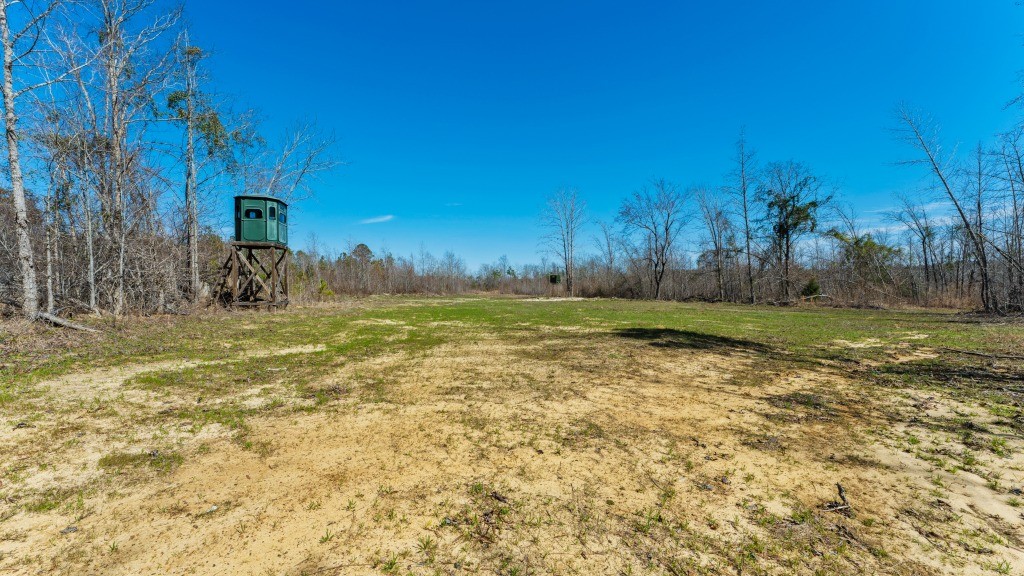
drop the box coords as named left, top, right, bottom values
left=760, top=161, right=830, bottom=301
left=827, top=229, right=901, bottom=299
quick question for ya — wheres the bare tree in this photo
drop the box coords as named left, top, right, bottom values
left=92, top=0, right=180, bottom=314
left=891, top=195, right=940, bottom=297
left=996, top=128, right=1024, bottom=308
left=594, top=219, right=619, bottom=287
left=696, top=187, right=732, bottom=301
left=895, top=105, right=997, bottom=312
left=728, top=129, right=758, bottom=303
left=0, top=0, right=62, bottom=319
left=236, top=121, right=338, bottom=204
left=167, top=32, right=232, bottom=302
left=49, top=14, right=104, bottom=312
left=175, top=33, right=201, bottom=301
left=969, top=142, right=996, bottom=310
left=540, top=187, right=586, bottom=296
left=618, top=179, right=687, bottom=300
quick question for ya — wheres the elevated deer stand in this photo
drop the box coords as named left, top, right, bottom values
left=215, top=242, right=289, bottom=309
left=548, top=273, right=562, bottom=297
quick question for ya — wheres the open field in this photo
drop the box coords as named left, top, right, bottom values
left=1, top=297, right=1023, bottom=575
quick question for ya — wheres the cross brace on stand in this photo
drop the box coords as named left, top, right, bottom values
left=214, top=242, right=290, bottom=309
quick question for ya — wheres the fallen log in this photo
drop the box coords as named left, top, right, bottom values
left=2, top=297, right=101, bottom=332
left=35, top=312, right=99, bottom=333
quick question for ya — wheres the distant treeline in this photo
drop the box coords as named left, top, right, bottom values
left=1, top=3, right=1022, bottom=317
left=274, top=117, right=1024, bottom=312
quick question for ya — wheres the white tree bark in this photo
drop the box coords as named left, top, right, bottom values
left=541, top=188, right=586, bottom=297
left=0, top=2, right=39, bottom=318
left=182, top=36, right=200, bottom=301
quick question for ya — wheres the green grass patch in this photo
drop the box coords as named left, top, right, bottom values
left=98, top=450, right=183, bottom=474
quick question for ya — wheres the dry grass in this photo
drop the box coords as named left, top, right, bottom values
left=0, top=297, right=1021, bottom=575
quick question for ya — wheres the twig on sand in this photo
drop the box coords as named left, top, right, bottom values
left=824, top=483, right=851, bottom=513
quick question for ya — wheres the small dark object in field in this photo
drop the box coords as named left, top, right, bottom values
left=60, top=526, right=78, bottom=534
left=441, top=516, right=457, bottom=527
left=149, top=450, right=160, bottom=458
left=699, top=483, right=714, bottom=491
left=1009, top=487, right=1023, bottom=496
left=719, top=476, right=730, bottom=485
left=490, top=491, right=508, bottom=504
left=13, top=422, right=30, bottom=429
left=744, top=434, right=785, bottom=452
left=824, top=483, right=852, bottom=515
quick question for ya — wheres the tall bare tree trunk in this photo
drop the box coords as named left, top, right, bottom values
left=541, top=188, right=586, bottom=297
left=185, top=94, right=199, bottom=300
left=0, top=3, right=39, bottom=319
left=102, top=7, right=127, bottom=315
left=183, top=35, right=200, bottom=301
left=44, top=192, right=55, bottom=313
left=697, top=188, right=729, bottom=301
left=735, top=132, right=756, bottom=304
left=972, top=144, right=993, bottom=311
left=79, top=179, right=98, bottom=311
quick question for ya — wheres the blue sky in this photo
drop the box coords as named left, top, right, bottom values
left=188, top=1, right=1024, bottom=269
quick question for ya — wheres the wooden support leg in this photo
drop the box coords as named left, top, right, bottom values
left=271, top=246, right=279, bottom=307
left=229, top=247, right=240, bottom=306
left=283, top=251, right=290, bottom=308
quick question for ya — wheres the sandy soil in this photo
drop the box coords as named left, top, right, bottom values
left=1, top=327, right=1021, bottom=575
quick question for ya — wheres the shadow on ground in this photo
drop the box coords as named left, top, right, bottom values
left=874, top=356, right=1024, bottom=433
left=877, top=357, right=1024, bottom=391
left=611, top=327, right=771, bottom=353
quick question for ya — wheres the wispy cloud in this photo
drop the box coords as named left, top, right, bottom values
left=445, top=202, right=463, bottom=207
left=359, top=215, right=394, bottom=224
left=864, top=200, right=948, bottom=215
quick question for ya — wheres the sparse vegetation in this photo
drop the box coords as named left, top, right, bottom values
left=1, top=297, right=1022, bottom=575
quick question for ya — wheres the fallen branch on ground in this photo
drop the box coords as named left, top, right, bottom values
left=1, top=297, right=101, bottom=332
left=35, top=312, right=99, bottom=333
left=824, top=483, right=852, bottom=514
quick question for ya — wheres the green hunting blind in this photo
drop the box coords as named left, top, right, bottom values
left=548, top=274, right=562, bottom=285
left=214, top=195, right=291, bottom=309
left=234, top=195, right=288, bottom=245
